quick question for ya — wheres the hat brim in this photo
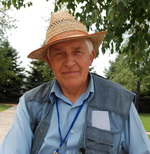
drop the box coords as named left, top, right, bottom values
left=28, top=30, right=107, bottom=61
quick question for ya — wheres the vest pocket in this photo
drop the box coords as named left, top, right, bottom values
left=85, top=125, right=114, bottom=154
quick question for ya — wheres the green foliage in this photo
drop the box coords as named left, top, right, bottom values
left=0, top=40, right=25, bottom=103
left=105, top=53, right=150, bottom=113
left=1, top=0, right=32, bottom=9
left=0, top=7, right=25, bottom=102
left=54, top=0, right=150, bottom=61
left=1, top=0, right=150, bottom=75
left=105, top=54, right=138, bottom=92
left=2, top=0, right=150, bottom=62
left=25, top=60, right=54, bottom=91
left=138, top=95, right=150, bottom=113
left=0, top=7, right=16, bottom=41
left=0, top=40, right=17, bottom=84
left=105, top=54, right=150, bottom=94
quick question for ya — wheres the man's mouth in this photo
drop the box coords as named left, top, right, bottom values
left=62, top=71, right=79, bottom=75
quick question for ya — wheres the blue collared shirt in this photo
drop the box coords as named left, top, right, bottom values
left=38, top=76, right=94, bottom=154
left=0, top=74, right=150, bottom=154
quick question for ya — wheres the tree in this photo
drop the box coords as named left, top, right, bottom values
left=1, top=0, right=33, bottom=9
left=0, top=6, right=25, bottom=103
left=0, top=40, right=25, bottom=103
left=2, top=0, right=150, bottom=62
left=105, top=53, right=150, bottom=112
left=105, top=53, right=150, bottom=93
left=0, top=40, right=16, bottom=84
left=25, top=60, right=54, bottom=91
left=0, top=7, right=16, bottom=42
left=105, top=55, right=137, bottom=91
left=0, top=7, right=17, bottom=83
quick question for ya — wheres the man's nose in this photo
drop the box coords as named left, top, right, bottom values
left=64, top=54, right=76, bottom=67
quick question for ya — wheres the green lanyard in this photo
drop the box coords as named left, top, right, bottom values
left=54, top=99, right=85, bottom=154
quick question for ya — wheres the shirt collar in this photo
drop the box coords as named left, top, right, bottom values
left=49, top=73, right=94, bottom=104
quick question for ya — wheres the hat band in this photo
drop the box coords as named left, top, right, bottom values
left=47, top=30, right=88, bottom=44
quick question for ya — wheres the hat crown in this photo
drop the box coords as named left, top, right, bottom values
left=46, top=11, right=87, bottom=44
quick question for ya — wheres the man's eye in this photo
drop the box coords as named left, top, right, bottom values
left=75, top=51, right=82, bottom=54
left=55, top=52, right=62, bottom=56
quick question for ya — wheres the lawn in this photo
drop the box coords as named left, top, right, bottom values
left=0, top=104, right=12, bottom=112
left=139, top=113, right=150, bottom=139
left=139, top=113, right=150, bottom=131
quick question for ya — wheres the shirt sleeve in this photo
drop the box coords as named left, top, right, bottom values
left=0, top=95, right=33, bottom=154
left=122, top=102, right=150, bottom=154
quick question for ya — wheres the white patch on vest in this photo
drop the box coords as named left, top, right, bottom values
left=92, top=111, right=110, bottom=131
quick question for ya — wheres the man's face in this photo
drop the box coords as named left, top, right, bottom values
left=47, top=38, right=95, bottom=91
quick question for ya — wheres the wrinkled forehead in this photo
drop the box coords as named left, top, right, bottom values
left=49, top=38, right=87, bottom=51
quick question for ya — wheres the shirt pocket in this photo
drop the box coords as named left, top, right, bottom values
left=85, top=125, right=114, bottom=154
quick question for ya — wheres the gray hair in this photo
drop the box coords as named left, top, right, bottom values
left=85, top=38, right=94, bottom=53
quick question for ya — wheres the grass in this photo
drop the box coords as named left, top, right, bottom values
left=139, top=113, right=150, bottom=139
left=139, top=113, right=150, bottom=131
left=0, top=104, right=12, bottom=112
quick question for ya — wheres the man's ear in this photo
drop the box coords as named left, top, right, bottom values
left=46, top=56, right=52, bottom=70
left=89, top=50, right=96, bottom=66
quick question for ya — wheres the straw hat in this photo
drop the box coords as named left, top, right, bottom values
left=28, top=10, right=107, bottom=61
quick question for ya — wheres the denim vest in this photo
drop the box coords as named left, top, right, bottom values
left=24, top=74, right=135, bottom=154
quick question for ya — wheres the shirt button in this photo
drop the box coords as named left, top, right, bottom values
left=70, top=129, right=75, bottom=134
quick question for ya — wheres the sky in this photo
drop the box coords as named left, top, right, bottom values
left=8, top=0, right=117, bottom=77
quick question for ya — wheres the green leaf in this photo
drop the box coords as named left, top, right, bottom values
left=91, top=10, right=98, bottom=23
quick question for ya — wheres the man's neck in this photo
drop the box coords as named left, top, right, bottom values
left=60, top=81, right=89, bottom=104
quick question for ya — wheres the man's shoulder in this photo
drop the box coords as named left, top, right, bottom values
left=24, top=80, right=54, bottom=103
left=92, top=73, right=135, bottom=98
left=91, top=73, right=136, bottom=116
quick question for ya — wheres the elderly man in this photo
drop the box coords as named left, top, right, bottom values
left=0, top=10, right=150, bottom=154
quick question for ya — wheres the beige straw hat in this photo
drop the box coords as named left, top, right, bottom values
left=28, top=10, right=107, bottom=61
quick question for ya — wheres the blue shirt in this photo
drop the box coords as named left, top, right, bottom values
left=0, top=75, right=150, bottom=154
left=39, top=77, right=94, bottom=154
